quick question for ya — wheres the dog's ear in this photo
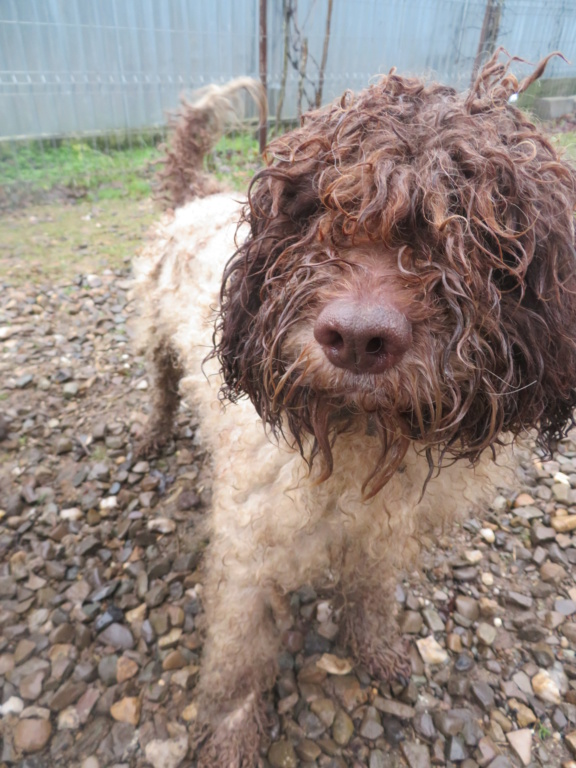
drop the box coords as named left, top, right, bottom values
left=215, top=159, right=322, bottom=420
left=495, top=212, right=576, bottom=453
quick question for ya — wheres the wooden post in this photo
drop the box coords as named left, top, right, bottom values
left=259, top=0, right=268, bottom=154
left=471, top=0, right=502, bottom=85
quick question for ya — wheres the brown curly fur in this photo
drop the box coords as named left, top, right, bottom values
left=216, top=50, right=576, bottom=497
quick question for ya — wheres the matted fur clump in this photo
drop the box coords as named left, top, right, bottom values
left=133, top=53, right=576, bottom=767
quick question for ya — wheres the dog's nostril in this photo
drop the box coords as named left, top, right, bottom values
left=366, top=337, right=383, bottom=355
left=324, top=330, right=344, bottom=350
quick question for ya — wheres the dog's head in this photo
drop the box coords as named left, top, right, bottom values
left=216, top=52, right=576, bottom=495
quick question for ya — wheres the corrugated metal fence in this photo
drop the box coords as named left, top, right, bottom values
left=1, top=0, right=575, bottom=142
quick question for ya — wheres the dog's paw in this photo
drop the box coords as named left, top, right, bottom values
left=193, top=694, right=265, bottom=768
left=368, top=636, right=412, bottom=686
left=133, top=430, right=168, bottom=459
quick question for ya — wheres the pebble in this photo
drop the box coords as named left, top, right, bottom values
left=144, top=735, right=188, bottom=768
left=97, top=623, right=135, bottom=650
left=401, top=741, right=432, bottom=768
left=110, top=696, right=141, bottom=725
left=268, top=739, right=298, bottom=768
left=332, top=709, right=354, bottom=745
left=471, top=681, right=495, bottom=711
left=551, top=515, right=576, bottom=533
left=317, top=653, right=353, bottom=675
left=359, top=706, right=384, bottom=740
left=506, top=728, right=532, bottom=766
left=481, top=527, right=496, bottom=543
left=0, top=696, right=24, bottom=716
left=476, top=622, right=497, bottom=645
left=147, top=517, right=177, bottom=534
left=116, top=656, right=138, bottom=682
left=14, top=718, right=52, bottom=753
left=416, top=636, right=448, bottom=665
left=532, top=669, right=562, bottom=704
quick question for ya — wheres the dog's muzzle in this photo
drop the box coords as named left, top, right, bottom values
left=314, top=299, right=412, bottom=374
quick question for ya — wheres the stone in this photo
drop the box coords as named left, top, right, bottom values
left=476, top=622, right=497, bottom=646
left=434, top=710, right=466, bottom=737
left=98, top=655, right=118, bottom=686
left=509, top=700, right=536, bottom=727
left=97, top=623, right=134, bottom=650
left=556, top=599, right=576, bottom=616
left=19, top=669, right=45, bottom=700
left=359, top=706, right=384, bottom=740
left=331, top=675, right=368, bottom=710
left=413, top=712, right=436, bottom=741
left=532, top=669, right=561, bottom=704
left=416, top=636, right=448, bottom=665
left=158, top=627, right=182, bottom=649
left=298, top=709, right=325, bottom=738
left=0, top=696, right=24, bottom=716
left=58, top=706, right=81, bottom=730
left=481, top=527, right=496, bottom=543
left=446, top=735, right=468, bottom=762
left=317, top=653, right=353, bottom=675
left=551, top=515, right=576, bottom=533
left=401, top=611, right=424, bottom=634
left=110, top=696, right=141, bottom=725
left=50, top=681, right=87, bottom=711
left=506, top=591, right=533, bottom=609
left=310, top=697, right=336, bottom=727
left=514, top=493, right=535, bottom=507
left=147, top=518, right=177, bottom=534
left=14, top=718, right=52, bottom=753
left=506, top=728, right=532, bottom=766
left=455, top=596, right=480, bottom=621
left=566, top=731, right=576, bottom=758
left=401, top=741, right=432, bottom=768
left=374, top=697, right=415, bottom=720
left=116, top=656, right=138, bottom=683
left=144, top=735, right=189, bottom=768
left=268, top=739, right=298, bottom=768
left=541, top=562, right=567, bottom=583
left=531, top=642, right=555, bottom=668
left=332, top=709, right=354, bottom=745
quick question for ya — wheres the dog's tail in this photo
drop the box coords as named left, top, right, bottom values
left=157, top=77, right=267, bottom=209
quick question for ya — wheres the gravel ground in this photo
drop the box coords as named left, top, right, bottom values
left=2, top=270, right=576, bottom=768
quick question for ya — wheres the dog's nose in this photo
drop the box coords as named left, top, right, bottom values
left=314, top=299, right=412, bottom=374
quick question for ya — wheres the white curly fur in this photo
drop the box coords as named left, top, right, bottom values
left=132, top=191, right=514, bottom=767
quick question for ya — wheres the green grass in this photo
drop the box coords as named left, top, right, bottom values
left=550, top=131, right=576, bottom=161
left=0, top=139, right=161, bottom=203
left=0, top=130, right=263, bottom=208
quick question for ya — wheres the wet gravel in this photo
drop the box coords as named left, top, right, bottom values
left=2, top=270, right=576, bottom=767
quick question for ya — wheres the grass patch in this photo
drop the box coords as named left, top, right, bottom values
left=0, top=129, right=263, bottom=209
left=550, top=131, right=576, bottom=161
left=0, top=197, right=158, bottom=284
left=0, top=139, right=161, bottom=206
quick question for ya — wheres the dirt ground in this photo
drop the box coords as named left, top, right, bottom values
left=2, top=198, right=576, bottom=768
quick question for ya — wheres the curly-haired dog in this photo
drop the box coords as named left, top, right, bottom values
left=133, top=53, right=576, bottom=766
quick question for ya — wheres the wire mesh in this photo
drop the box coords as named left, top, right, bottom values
left=1, top=0, right=575, bottom=205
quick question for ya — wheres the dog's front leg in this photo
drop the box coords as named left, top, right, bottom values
left=193, top=566, right=285, bottom=768
left=136, top=341, right=183, bottom=457
left=341, top=571, right=412, bottom=686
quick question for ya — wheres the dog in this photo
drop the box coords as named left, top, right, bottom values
left=132, top=52, right=576, bottom=767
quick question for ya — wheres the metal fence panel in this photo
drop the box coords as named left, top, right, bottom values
left=1, top=0, right=575, bottom=141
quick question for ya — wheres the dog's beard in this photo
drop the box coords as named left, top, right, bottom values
left=266, top=342, right=443, bottom=497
